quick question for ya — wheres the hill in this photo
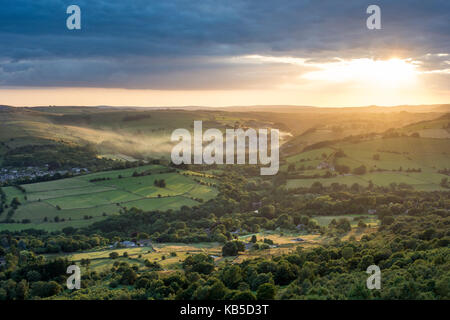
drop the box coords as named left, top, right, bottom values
left=0, top=165, right=218, bottom=232
left=283, top=134, right=450, bottom=191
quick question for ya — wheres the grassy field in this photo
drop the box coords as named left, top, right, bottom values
left=285, top=136, right=450, bottom=191
left=0, top=165, right=218, bottom=231
left=45, top=225, right=376, bottom=273
left=49, top=242, right=222, bottom=273
left=312, top=214, right=379, bottom=227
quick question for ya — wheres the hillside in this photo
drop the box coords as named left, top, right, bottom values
left=283, top=134, right=450, bottom=191
left=1, top=105, right=447, bottom=164
left=0, top=165, right=217, bottom=232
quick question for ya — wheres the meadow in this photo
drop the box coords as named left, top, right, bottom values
left=285, top=136, right=450, bottom=191
left=0, top=164, right=218, bottom=231
left=48, top=242, right=223, bottom=273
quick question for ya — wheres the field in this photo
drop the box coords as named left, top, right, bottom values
left=285, top=136, right=450, bottom=191
left=0, top=165, right=218, bottom=231
left=49, top=242, right=223, bottom=273
left=312, top=214, right=379, bottom=227
left=50, top=232, right=327, bottom=273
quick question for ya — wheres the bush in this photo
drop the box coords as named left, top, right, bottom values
left=257, top=283, right=276, bottom=300
left=222, top=241, right=245, bottom=256
left=109, top=252, right=119, bottom=259
left=353, top=165, right=367, bottom=175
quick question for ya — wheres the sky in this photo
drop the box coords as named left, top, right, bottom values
left=0, top=0, right=449, bottom=107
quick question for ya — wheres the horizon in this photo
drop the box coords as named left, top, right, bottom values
left=2, top=103, right=450, bottom=110
left=0, top=1, right=449, bottom=107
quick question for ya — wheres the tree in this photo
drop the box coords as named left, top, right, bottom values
left=257, top=283, right=276, bottom=300
left=336, top=218, right=351, bottom=232
left=15, top=280, right=29, bottom=300
left=250, top=273, right=274, bottom=291
left=222, top=241, right=238, bottom=256
left=183, top=254, right=214, bottom=275
left=120, top=268, right=137, bottom=285
left=10, top=197, right=21, bottom=209
left=109, top=252, right=119, bottom=259
left=26, top=270, right=41, bottom=282
left=358, top=220, right=367, bottom=229
left=335, top=164, right=350, bottom=174
left=81, top=258, right=91, bottom=270
left=260, top=205, right=275, bottom=219
left=353, top=165, right=367, bottom=175
left=341, top=247, right=354, bottom=260
left=222, top=241, right=245, bottom=256
left=31, top=281, right=62, bottom=298
left=221, top=265, right=243, bottom=289
left=232, top=290, right=256, bottom=300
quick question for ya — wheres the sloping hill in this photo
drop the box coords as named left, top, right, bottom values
left=284, top=132, right=450, bottom=191
left=0, top=165, right=218, bottom=232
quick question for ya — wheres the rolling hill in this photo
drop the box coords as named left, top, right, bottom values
left=0, top=165, right=218, bottom=232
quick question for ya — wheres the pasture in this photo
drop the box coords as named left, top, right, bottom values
left=0, top=165, right=218, bottom=231
left=52, top=242, right=222, bottom=273
left=285, top=137, right=450, bottom=191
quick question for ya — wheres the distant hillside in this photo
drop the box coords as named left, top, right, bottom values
left=220, top=104, right=450, bottom=113
left=399, top=113, right=450, bottom=138
left=1, top=105, right=448, bottom=166
left=283, top=134, right=450, bottom=192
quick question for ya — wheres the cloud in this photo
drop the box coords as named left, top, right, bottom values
left=0, top=0, right=449, bottom=89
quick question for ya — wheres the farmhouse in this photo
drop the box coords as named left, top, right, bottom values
left=317, top=161, right=335, bottom=171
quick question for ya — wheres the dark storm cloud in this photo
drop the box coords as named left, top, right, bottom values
left=0, top=0, right=448, bottom=88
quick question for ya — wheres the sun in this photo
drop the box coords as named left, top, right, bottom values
left=302, top=57, right=418, bottom=88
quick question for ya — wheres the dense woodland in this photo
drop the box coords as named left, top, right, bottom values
left=0, top=165, right=448, bottom=300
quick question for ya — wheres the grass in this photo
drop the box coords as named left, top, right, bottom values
left=312, top=214, right=379, bottom=227
left=1, top=165, right=217, bottom=230
left=50, top=242, right=222, bottom=272
left=287, top=175, right=369, bottom=188
left=284, top=137, right=450, bottom=191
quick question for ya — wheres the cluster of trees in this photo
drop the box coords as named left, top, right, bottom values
left=89, top=177, right=111, bottom=182
left=0, top=231, right=110, bottom=254
left=2, top=204, right=446, bottom=300
left=352, top=165, right=367, bottom=175
left=0, top=191, right=21, bottom=223
left=3, top=144, right=115, bottom=170
left=0, top=188, right=6, bottom=217
left=153, top=179, right=166, bottom=188
left=0, top=254, right=70, bottom=300
left=222, top=241, right=246, bottom=256
left=133, top=168, right=175, bottom=178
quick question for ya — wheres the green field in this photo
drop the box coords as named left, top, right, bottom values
left=0, top=165, right=218, bottom=231
left=47, top=242, right=222, bottom=272
left=312, top=214, right=379, bottom=227
left=285, top=137, right=450, bottom=191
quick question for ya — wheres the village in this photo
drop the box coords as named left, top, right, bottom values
left=0, top=166, right=89, bottom=184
